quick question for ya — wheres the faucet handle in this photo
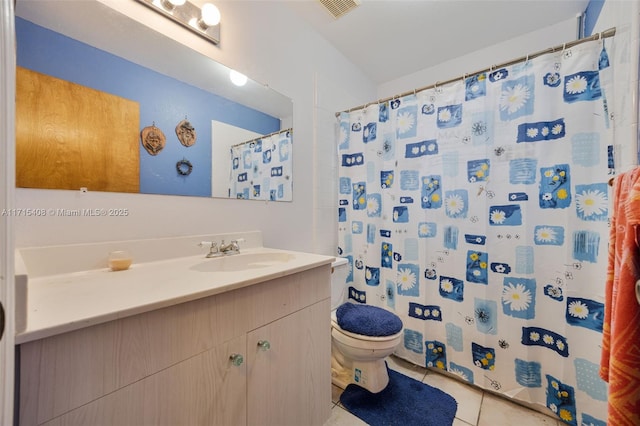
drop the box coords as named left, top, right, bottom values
left=199, top=241, right=221, bottom=258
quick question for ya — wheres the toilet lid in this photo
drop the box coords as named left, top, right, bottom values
left=336, top=303, right=403, bottom=337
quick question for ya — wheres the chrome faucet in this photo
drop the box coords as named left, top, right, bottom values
left=219, top=239, right=241, bottom=255
left=198, top=241, right=222, bottom=258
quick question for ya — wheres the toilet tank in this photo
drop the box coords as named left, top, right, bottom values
left=331, top=257, right=349, bottom=310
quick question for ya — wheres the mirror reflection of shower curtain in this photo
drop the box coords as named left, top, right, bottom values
left=229, top=129, right=292, bottom=201
left=337, top=39, right=614, bottom=425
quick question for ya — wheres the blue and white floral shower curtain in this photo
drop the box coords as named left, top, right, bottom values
left=229, top=129, right=292, bottom=200
left=337, top=39, right=614, bottom=425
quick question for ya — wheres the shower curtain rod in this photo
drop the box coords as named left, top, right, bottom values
left=336, top=27, right=616, bottom=116
left=230, top=127, right=293, bottom=149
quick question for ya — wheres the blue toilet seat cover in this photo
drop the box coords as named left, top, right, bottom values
left=336, top=303, right=403, bottom=337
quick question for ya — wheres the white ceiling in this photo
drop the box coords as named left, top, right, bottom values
left=286, top=0, right=591, bottom=84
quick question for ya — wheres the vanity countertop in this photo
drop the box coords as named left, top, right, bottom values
left=15, top=247, right=335, bottom=345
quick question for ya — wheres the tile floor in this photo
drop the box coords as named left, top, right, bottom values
left=326, top=355, right=563, bottom=426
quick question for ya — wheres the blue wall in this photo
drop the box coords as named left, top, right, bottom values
left=16, top=18, right=280, bottom=197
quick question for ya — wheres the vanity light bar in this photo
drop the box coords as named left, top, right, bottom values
left=135, top=0, right=220, bottom=45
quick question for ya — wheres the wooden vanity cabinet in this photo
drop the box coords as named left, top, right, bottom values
left=17, top=266, right=332, bottom=426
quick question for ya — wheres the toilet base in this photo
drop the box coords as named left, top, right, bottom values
left=331, top=350, right=390, bottom=393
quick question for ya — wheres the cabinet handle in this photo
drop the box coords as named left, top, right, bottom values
left=257, top=340, right=271, bottom=351
left=229, top=353, right=244, bottom=366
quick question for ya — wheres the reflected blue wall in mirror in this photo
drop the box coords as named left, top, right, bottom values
left=16, top=18, right=281, bottom=197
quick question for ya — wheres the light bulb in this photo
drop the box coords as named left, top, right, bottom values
left=230, top=70, right=247, bottom=87
left=201, top=3, right=221, bottom=27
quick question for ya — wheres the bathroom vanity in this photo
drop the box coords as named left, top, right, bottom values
left=15, top=232, right=333, bottom=426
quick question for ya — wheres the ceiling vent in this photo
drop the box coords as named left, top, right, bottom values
left=318, top=0, right=361, bottom=19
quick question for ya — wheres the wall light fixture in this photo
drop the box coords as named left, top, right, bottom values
left=136, top=0, right=221, bottom=45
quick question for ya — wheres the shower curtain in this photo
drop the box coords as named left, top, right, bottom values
left=337, top=39, right=613, bottom=425
left=229, top=129, right=292, bottom=200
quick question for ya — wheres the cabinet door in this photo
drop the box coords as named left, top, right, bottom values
left=247, top=299, right=331, bottom=426
left=40, top=334, right=247, bottom=426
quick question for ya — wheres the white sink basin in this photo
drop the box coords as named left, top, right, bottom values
left=190, top=252, right=295, bottom=272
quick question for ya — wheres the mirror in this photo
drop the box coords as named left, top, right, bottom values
left=14, top=0, right=293, bottom=201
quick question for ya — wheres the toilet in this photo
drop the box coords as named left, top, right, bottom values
left=330, top=258, right=404, bottom=393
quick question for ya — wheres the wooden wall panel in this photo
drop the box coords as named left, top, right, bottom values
left=16, top=67, right=140, bottom=193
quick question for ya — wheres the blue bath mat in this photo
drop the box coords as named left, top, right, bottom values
left=340, top=368, right=458, bottom=426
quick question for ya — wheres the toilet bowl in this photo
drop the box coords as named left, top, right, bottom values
left=330, top=258, right=403, bottom=393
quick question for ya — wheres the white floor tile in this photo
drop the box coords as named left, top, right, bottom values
left=324, top=405, right=369, bottom=426
left=331, top=384, right=344, bottom=404
left=453, top=418, right=475, bottom=426
left=421, top=370, right=483, bottom=426
left=478, top=393, right=560, bottom=426
left=387, top=355, right=428, bottom=382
